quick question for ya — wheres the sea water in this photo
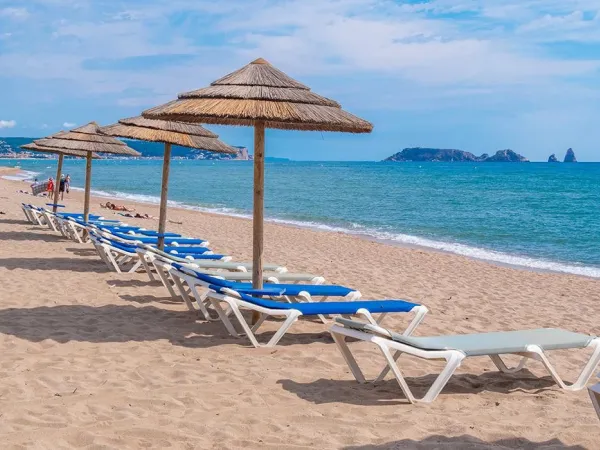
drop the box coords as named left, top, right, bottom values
left=3, top=159, right=599, bottom=277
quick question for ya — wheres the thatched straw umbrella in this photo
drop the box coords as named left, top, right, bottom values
left=21, top=135, right=100, bottom=212
left=143, top=57, right=373, bottom=290
left=33, top=122, right=140, bottom=222
left=102, top=116, right=237, bottom=249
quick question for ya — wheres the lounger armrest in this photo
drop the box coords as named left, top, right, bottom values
left=234, top=287, right=287, bottom=297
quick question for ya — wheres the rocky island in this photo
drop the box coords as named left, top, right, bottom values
left=564, top=148, right=577, bottom=163
left=384, top=147, right=529, bottom=162
left=548, top=154, right=559, bottom=162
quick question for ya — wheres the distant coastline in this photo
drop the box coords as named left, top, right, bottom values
left=0, top=137, right=290, bottom=161
left=384, top=147, right=529, bottom=162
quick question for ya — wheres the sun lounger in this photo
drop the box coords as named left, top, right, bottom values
left=101, top=230, right=207, bottom=247
left=156, top=260, right=325, bottom=317
left=329, top=318, right=600, bottom=404
left=137, top=243, right=285, bottom=278
left=21, top=203, right=39, bottom=224
left=90, top=232, right=223, bottom=274
left=203, top=285, right=427, bottom=347
left=590, top=379, right=600, bottom=420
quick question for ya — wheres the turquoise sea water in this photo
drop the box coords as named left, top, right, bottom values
left=3, top=159, right=600, bottom=277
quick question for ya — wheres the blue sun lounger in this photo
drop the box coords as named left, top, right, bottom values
left=173, top=264, right=358, bottom=300
left=168, top=263, right=351, bottom=323
left=204, top=284, right=428, bottom=347
left=90, top=232, right=226, bottom=274
left=107, top=231, right=206, bottom=246
left=98, top=225, right=182, bottom=238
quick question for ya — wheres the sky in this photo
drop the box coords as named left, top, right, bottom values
left=1, top=0, right=600, bottom=161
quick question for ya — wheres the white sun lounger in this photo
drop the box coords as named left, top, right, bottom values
left=136, top=244, right=286, bottom=283
left=203, top=286, right=427, bottom=347
left=21, top=203, right=38, bottom=224
left=330, top=318, right=600, bottom=404
left=162, top=261, right=327, bottom=319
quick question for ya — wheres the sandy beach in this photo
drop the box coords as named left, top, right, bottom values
left=0, top=166, right=599, bottom=449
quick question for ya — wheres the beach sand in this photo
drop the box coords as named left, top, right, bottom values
left=0, top=167, right=599, bottom=449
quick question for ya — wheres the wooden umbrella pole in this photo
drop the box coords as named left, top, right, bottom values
left=83, top=152, right=92, bottom=223
left=53, top=154, right=64, bottom=213
left=157, top=142, right=172, bottom=250
left=252, top=121, right=265, bottom=290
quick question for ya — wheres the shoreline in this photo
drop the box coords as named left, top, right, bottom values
left=3, top=166, right=598, bottom=279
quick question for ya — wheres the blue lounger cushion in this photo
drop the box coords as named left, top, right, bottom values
left=173, top=264, right=356, bottom=296
left=110, top=232, right=205, bottom=245
left=209, top=285, right=419, bottom=315
left=100, top=226, right=182, bottom=237
left=102, top=239, right=225, bottom=260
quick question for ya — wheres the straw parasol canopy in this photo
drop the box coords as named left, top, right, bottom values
left=34, top=122, right=141, bottom=156
left=21, top=142, right=100, bottom=159
left=21, top=134, right=102, bottom=211
left=102, top=116, right=237, bottom=153
left=143, top=58, right=373, bottom=132
left=31, top=122, right=140, bottom=220
left=143, top=57, right=373, bottom=291
left=102, top=116, right=236, bottom=248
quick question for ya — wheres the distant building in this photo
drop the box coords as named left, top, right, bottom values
left=232, top=146, right=252, bottom=160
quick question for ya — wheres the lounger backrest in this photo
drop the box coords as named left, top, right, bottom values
left=210, top=285, right=291, bottom=310
left=172, top=264, right=234, bottom=287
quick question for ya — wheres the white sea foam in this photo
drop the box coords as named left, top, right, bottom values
left=76, top=185, right=600, bottom=279
left=2, top=170, right=40, bottom=182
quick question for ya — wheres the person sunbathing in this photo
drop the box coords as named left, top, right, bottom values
left=100, top=201, right=135, bottom=212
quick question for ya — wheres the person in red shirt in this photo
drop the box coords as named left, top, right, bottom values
left=47, top=177, right=54, bottom=197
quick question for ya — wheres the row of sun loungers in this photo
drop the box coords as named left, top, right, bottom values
left=20, top=202, right=600, bottom=409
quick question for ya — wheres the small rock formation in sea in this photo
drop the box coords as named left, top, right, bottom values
left=484, top=149, right=529, bottom=162
left=383, top=147, right=529, bottom=162
left=548, top=154, right=559, bottom=163
left=564, top=148, right=577, bottom=163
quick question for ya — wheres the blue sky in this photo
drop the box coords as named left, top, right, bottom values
left=1, top=0, right=600, bottom=161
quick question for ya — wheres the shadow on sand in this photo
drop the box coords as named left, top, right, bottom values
left=278, top=369, right=557, bottom=407
left=0, top=304, right=332, bottom=349
left=343, top=435, right=585, bottom=449
left=0, top=257, right=107, bottom=272
left=0, top=230, right=67, bottom=242
left=0, top=218, right=30, bottom=225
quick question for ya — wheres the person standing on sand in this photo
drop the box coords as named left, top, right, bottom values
left=65, top=174, right=71, bottom=194
left=59, top=175, right=66, bottom=200
left=47, top=177, right=54, bottom=197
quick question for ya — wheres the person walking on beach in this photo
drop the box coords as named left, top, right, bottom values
left=59, top=175, right=66, bottom=200
left=47, top=177, right=54, bottom=197
left=65, top=174, right=71, bottom=194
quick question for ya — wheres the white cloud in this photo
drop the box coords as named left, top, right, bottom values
left=0, top=7, right=30, bottom=20
left=0, top=120, right=16, bottom=129
left=41, top=123, right=49, bottom=129
left=63, top=122, right=76, bottom=127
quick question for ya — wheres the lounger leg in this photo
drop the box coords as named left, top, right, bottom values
left=139, top=255, right=156, bottom=282
left=377, top=343, right=464, bottom=403
left=209, top=298, right=243, bottom=338
left=155, top=265, right=178, bottom=298
left=127, top=259, right=143, bottom=273
left=526, top=339, right=600, bottom=390
left=297, top=292, right=328, bottom=324
left=171, top=276, right=195, bottom=310
left=265, top=312, right=301, bottom=347
left=188, top=284, right=218, bottom=320
left=330, top=331, right=367, bottom=384
left=489, top=355, right=528, bottom=373
left=226, top=302, right=262, bottom=347
left=103, top=247, right=123, bottom=273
